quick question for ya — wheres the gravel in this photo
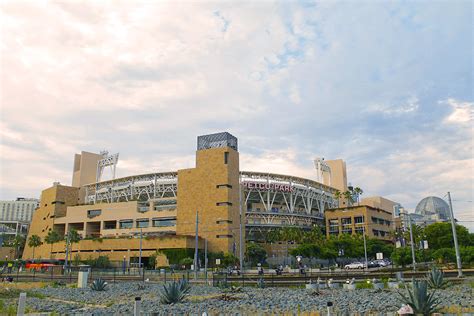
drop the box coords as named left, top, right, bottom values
left=17, top=282, right=473, bottom=315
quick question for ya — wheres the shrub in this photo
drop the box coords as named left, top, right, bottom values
left=398, top=279, right=440, bottom=315
left=160, top=279, right=191, bottom=304
left=427, top=266, right=449, bottom=289
left=90, top=278, right=108, bottom=291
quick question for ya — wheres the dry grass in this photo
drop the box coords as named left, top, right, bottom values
left=439, top=305, right=474, bottom=313
left=0, top=282, right=48, bottom=290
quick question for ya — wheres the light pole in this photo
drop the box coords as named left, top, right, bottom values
left=447, top=192, right=463, bottom=277
left=399, top=211, right=416, bottom=271
left=362, top=226, right=368, bottom=270
left=122, top=255, right=126, bottom=275
left=138, top=228, right=143, bottom=274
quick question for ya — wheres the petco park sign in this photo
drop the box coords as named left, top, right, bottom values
left=242, top=181, right=294, bottom=192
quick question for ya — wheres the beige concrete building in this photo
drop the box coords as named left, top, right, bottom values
left=325, top=205, right=393, bottom=242
left=23, top=132, right=338, bottom=266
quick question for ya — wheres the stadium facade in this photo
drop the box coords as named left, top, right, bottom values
left=23, top=132, right=339, bottom=266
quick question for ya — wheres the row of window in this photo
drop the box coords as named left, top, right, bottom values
left=371, top=216, right=391, bottom=226
left=114, top=218, right=177, bottom=229
left=329, top=216, right=365, bottom=226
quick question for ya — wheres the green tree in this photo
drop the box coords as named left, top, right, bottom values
left=222, top=253, right=239, bottom=267
left=290, top=244, right=321, bottom=258
left=245, top=242, right=267, bottom=265
left=342, top=190, right=353, bottom=206
left=265, top=228, right=282, bottom=243
left=11, top=235, right=26, bottom=259
left=431, top=248, right=456, bottom=264
left=391, top=247, right=421, bottom=267
left=280, top=227, right=304, bottom=243
left=353, top=187, right=363, bottom=205
left=179, top=257, right=194, bottom=269
left=44, top=230, right=61, bottom=259
left=27, top=235, right=42, bottom=260
left=424, top=222, right=473, bottom=250
left=67, top=229, right=81, bottom=264
left=301, top=226, right=325, bottom=244
left=366, top=238, right=394, bottom=258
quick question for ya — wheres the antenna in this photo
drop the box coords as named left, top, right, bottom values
left=96, top=151, right=119, bottom=182
left=314, top=158, right=331, bottom=186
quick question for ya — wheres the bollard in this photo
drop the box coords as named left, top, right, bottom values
left=134, top=297, right=141, bottom=316
left=327, top=301, right=333, bottom=316
left=17, top=292, right=26, bottom=316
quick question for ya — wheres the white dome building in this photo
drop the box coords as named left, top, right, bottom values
left=412, top=196, right=451, bottom=225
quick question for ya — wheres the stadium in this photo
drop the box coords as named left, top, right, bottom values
left=23, top=132, right=338, bottom=266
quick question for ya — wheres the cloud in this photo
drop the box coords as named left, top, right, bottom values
left=441, top=99, right=473, bottom=124
left=1, top=1, right=472, bottom=231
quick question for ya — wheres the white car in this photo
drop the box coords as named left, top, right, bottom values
left=344, top=262, right=365, bottom=269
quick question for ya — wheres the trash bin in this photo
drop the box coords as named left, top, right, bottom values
left=396, top=271, right=403, bottom=281
left=77, top=265, right=90, bottom=288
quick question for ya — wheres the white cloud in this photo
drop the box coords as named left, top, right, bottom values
left=441, top=98, right=473, bottom=124
left=0, top=1, right=472, bottom=230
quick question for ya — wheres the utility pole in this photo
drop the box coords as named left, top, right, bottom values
left=408, top=215, right=416, bottom=272
left=64, top=231, right=70, bottom=272
left=362, top=226, right=368, bottom=270
left=138, top=228, right=143, bottom=275
left=447, top=192, right=463, bottom=277
left=194, top=210, right=199, bottom=281
left=204, top=239, right=208, bottom=284
left=239, top=176, right=244, bottom=272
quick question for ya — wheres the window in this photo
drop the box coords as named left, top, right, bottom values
left=216, top=184, right=232, bottom=189
left=152, top=218, right=176, bottom=227
left=103, top=221, right=117, bottom=229
left=341, top=217, right=352, bottom=225
left=355, top=227, right=364, bottom=234
left=342, top=228, right=352, bottom=234
left=329, top=219, right=338, bottom=226
left=354, top=216, right=364, bottom=224
left=216, top=220, right=233, bottom=224
left=216, top=202, right=232, bottom=206
left=216, top=234, right=232, bottom=238
left=119, top=220, right=133, bottom=229
left=87, top=209, right=101, bottom=218
left=136, top=219, right=149, bottom=228
left=52, top=201, right=65, bottom=205
left=224, top=152, right=229, bottom=164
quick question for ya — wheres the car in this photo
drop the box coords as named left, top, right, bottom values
left=367, top=261, right=380, bottom=268
left=344, top=262, right=365, bottom=269
left=375, top=259, right=389, bottom=267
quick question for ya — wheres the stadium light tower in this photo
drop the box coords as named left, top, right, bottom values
left=314, top=158, right=331, bottom=185
left=96, top=150, right=119, bottom=182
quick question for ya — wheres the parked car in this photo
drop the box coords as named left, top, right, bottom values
left=375, top=259, right=389, bottom=267
left=367, top=261, right=380, bottom=268
left=344, top=262, right=365, bottom=269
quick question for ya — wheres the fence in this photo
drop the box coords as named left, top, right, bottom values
left=0, top=266, right=470, bottom=286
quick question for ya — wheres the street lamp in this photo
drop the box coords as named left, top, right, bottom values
left=399, top=211, right=416, bottom=272
left=122, top=255, right=126, bottom=275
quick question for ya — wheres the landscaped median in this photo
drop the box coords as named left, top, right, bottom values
left=0, top=276, right=472, bottom=315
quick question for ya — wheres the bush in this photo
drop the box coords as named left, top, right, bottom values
left=398, top=279, right=441, bottom=314
left=179, top=257, right=194, bottom=269
left=160, top=279, right=191, bottom=304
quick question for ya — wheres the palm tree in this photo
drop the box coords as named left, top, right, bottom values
left=28, top=235, right=42, bottom=261
left=44, top=230, right=61, bottom=259
left=333, top=190, right=341, bottom=207
left=353, top=187, right=363, bottom=205
left=342, top=190, right=353, bottom=206
left=11, top=235, right=26, bottom=259
left=67, top=229, right=81, bottom=264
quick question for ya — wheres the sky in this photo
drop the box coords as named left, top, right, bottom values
left=1, top=1, right=473, bottom=230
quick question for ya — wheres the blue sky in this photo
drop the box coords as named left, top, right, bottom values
left=1, top=1, right=473, bottom=230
